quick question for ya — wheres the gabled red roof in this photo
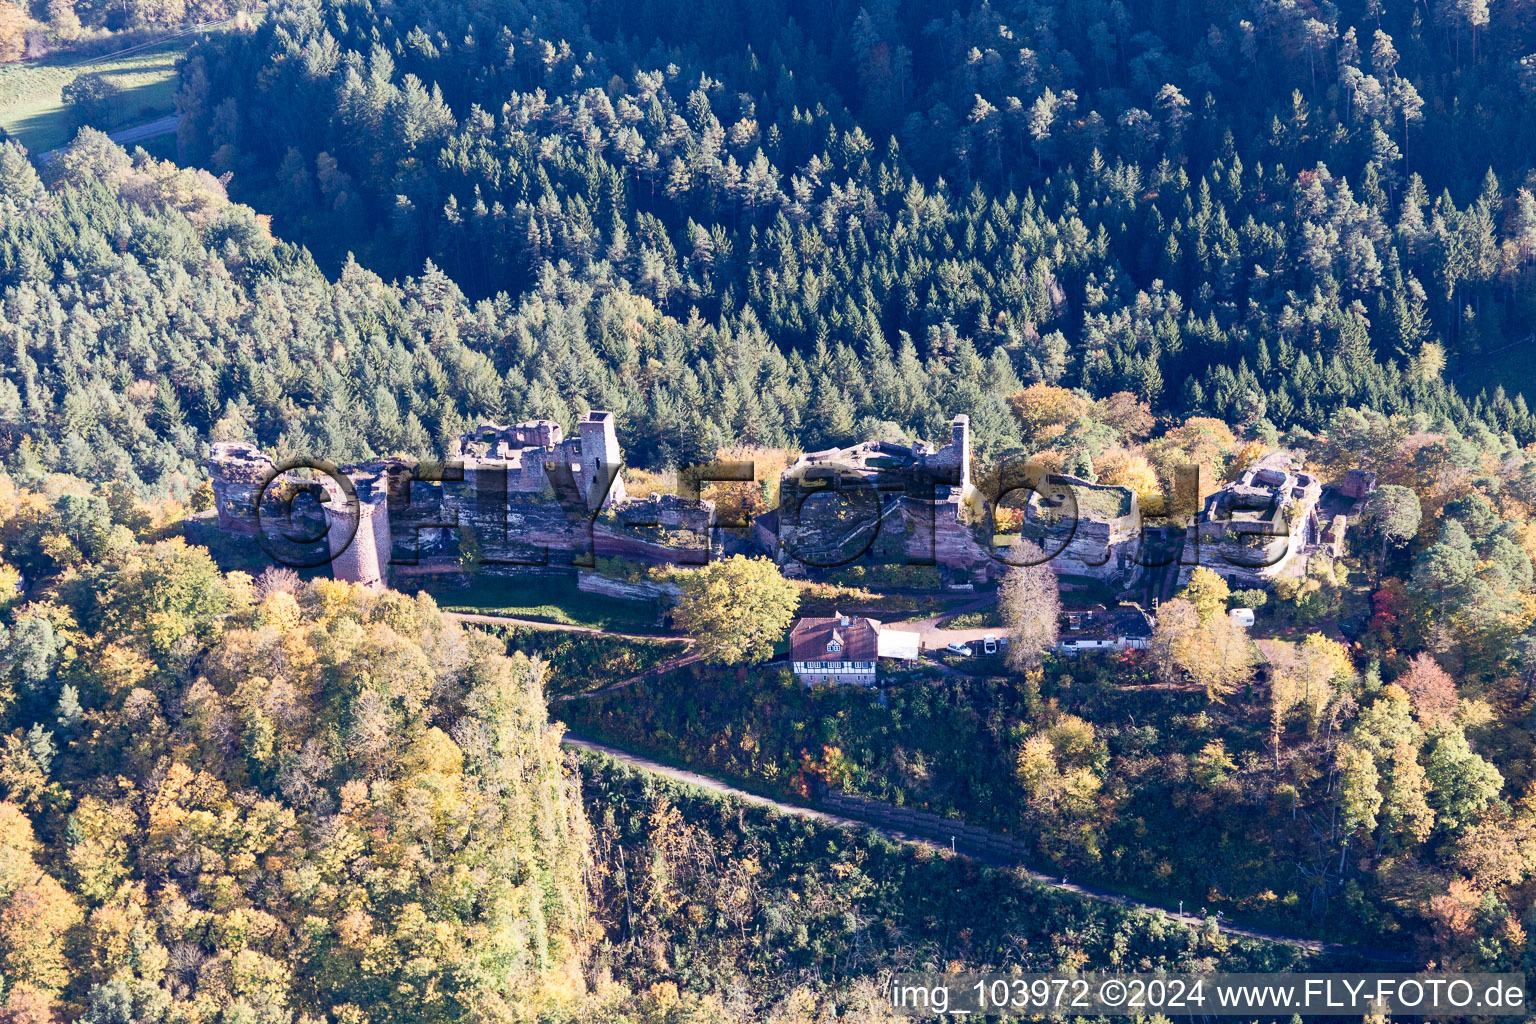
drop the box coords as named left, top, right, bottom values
left=789, top=612, right=881, bottom=663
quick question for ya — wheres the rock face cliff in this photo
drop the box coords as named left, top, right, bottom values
left=1023, top=474, right=1143, bottom=587
left=774, top=415, right=995, bottom=582
left=207, top=441, right=274, bottom=536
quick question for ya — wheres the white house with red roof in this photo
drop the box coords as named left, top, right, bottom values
left=789, top=611, right=918, bottom=684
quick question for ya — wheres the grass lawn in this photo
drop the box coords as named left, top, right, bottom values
left=435, top=572, right=665, bottom=632
left=0, top=23, right=238, bottom=154
left=943, top=606, right=1002, bottom=629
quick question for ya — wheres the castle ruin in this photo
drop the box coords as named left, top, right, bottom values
left=1176, top=449, right=1372, bottom=587
left=774, top=415, right=995, bottom=581
left=208, top=411, right=711, bottom=590
left=1020, top=474, right=1143, bottom=586
left=206, top=412, right=1373, bottom=598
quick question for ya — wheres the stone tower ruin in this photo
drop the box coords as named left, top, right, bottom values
left=578, top=410, right=627, bottom=509
left=322, top=469, right=393, bottom=592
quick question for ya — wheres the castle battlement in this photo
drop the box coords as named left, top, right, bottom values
left=455, top=411, right=628, bottom=510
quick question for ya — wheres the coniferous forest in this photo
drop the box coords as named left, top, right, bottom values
left=12, top=0, right=1536, bottom=1020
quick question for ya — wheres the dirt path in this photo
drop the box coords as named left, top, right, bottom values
left=442, top=610, right=673, bottom=643
left=884, top=590, right=1008, bottom=651
left=562, top=732, right=1419, bottom=964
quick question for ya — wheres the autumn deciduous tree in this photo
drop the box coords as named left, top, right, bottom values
left=1005, top=383, right=1089, bottom=439
left=62, top=72, right=121, bottom=130
left=45, top=0, right=79, bottom=40
left=1295, top=633, right=1354, bottom=721
left=96, top=538, right=232, bottom=654
left=1014, top=714, right=1107, bottom=861
left=1267, top=655, right=1302, bottom=768
left=671, top=555, right=799, bottom=665
left=1150, top=596, right=1252, bottom=700
left=1192, top=739, right=1237, bottom=787
left=0, top=803, right=80, bottom=1006
left=1095, top=448, right=1161, bottom=505
left=1381, top=740, right=1436, bottom=848
left=998, top=539, right=1060, bottom=669
left=1263, top=633, right=1354, bottom=766
left=1337, top=742, right=1383, bottom=838
left=0, top=2, right=25, bottom=64
left=1180, top=566, right=1230, bottom=623
left=1090, top=392, right=1155, bottom=440
left=1148, top=597, right=1197, bottom=681
left=1146, top=417, right=1238, bottom=501
left=1396, top=652, right=1458, bottom=729
left=1450, top=814, right=1536, bottom=889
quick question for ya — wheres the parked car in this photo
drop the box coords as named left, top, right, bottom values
left=945, top=642, right=973, bottom=657
left=982, top=634, right=998, bottom=654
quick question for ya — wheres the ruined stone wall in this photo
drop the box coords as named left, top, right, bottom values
left=1322, top=513, right=1348, bottom=558
left=435, top=478, right=716, bottom=571
left=1182, top=495, right=1311, bottom=586
left=1038, top=519, right=1144, bottom=584
left=579, top=410, right=627, bottom=509
left=207, top=410, right=664, bottom=588
left=1341, top=468, right=1378, bottom=501
left=902, top=499, right=993, bottom=580
left=919, top=415, right=972, bottom=491
left=593, top=522, right=714, bottom=565
left=460, top=412, right=626, bottom=509
left=1022, top=475, right=1142, bottom=585
left=1178, top=453, right=1326, bottom=587
left=613, top=493, right=713, bottom=534
left=773, top=416, right=990, bottom=577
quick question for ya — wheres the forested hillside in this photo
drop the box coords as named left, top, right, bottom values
left=0, top=134, right=507, bottom=492
left=0, top=474, right=592, bottom=1022
left=0, top=468, right=1352, bottom=1023
left=15, top=0, right=1536, bottom=1016
left=175, top=0, right=1536, bottom=453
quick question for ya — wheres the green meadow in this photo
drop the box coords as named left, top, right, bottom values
left=0, top=24, right=234, bottom=154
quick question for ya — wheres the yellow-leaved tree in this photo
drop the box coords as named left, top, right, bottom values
left=670, top=554, right=800, bottom=664
left=39, top=556, right=596, bottom=1024
left=1150, top=595, right=1253, bottom=701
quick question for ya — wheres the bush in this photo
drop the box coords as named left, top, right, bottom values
left=827, top=563, right=945, bottom=589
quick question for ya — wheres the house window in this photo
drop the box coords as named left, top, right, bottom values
left=827, top=640, right=842, bottom=653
